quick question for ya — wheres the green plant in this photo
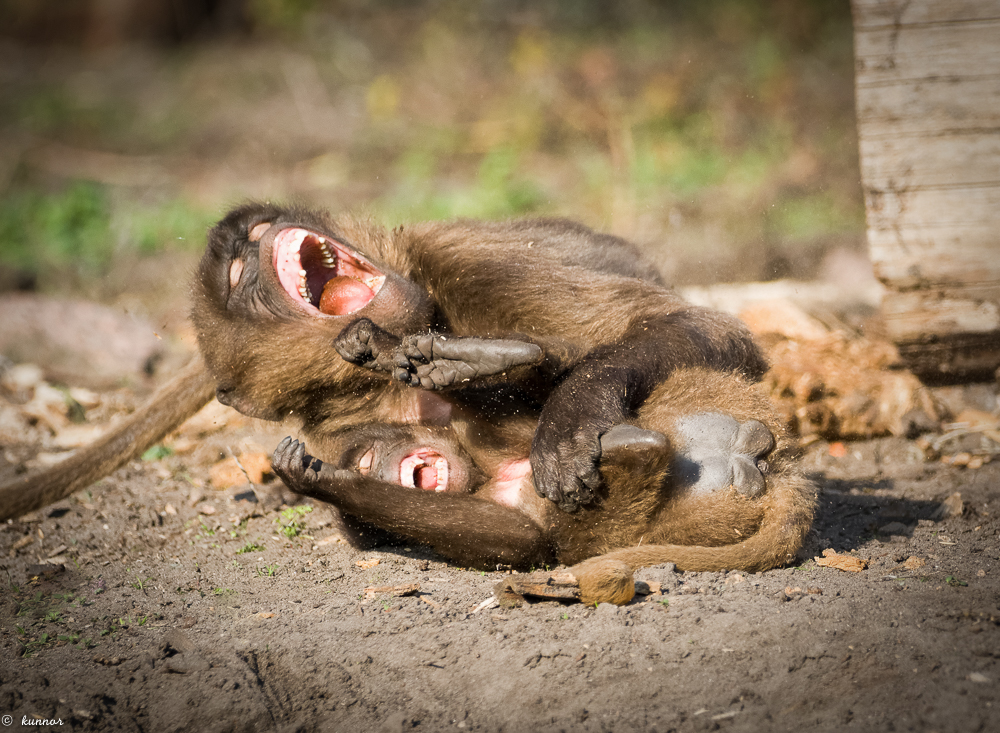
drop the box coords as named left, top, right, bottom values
left=229, top=519, right=249, bottom=539
left=196, top=520, right=217, bottom=539
left=274, top=505, right=312, bottom=539
left=22, top=632, right=54, bottom=657
left=142, top=444, right=173, bottom=461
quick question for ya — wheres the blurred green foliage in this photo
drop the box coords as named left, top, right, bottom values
left=0, top=183, right=113, bottom=275
left=381, top=145, right=545, bottom=221
left=0, top=183, right=215, bottom=287
left=0, top=0, right=864, bottom=288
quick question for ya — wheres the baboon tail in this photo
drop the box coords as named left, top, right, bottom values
left=0, top=356, right=214, bottom=521
left=569, top=474, right=817, bottom=604
left=601, top=474, right=817, bottom=573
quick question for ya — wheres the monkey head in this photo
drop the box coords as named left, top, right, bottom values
left=324, top=423, right=484, bottom=494
left=191, top=203, right=435, bottom=422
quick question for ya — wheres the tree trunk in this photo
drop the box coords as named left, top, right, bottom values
left=852, top=0, right=1000, bottom=380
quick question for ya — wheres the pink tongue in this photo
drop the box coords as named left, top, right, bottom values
left=416, top=466, right=438, bottom=490
left=319, top=277, right=374, bottom=315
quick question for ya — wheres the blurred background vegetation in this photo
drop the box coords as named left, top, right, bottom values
left=0, top=0, right=863, bottom=310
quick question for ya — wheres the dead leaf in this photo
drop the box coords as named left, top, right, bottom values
left=942, top=453, right=971, bottom=467
left=814, top=548, right=867, bottom=572
left=828, top=442, right=848, bottom=458
left=209, top=452, right=272, bottom=489
left=356, top=558, right=380, bottom=569
left=760, top=327, right=939, bottom=442
left=951, top=409, right=999, bottom=431
left=362, top=583, right=420, bottom=599
left=52, top=424, right=104, bottom=449
left=257, top=612, right=275, bottom=619
left=902, top=556, right=926, bottom=570
left=495, top=570, right=583, bottom=604
left=932, top=492, right=963, bottom=520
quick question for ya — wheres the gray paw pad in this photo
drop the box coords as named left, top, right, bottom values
left=673, top=413, right=773, bottom=498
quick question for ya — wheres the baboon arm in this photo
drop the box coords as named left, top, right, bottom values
left=334, top=317, right=573, bottom=394
left=531, top=309, right=768, bottom=512
left=272, top=437, right=551, bottom=569
left=0, top=356, right=215, bottom=521
left=334, top=318, right=534, bottom=387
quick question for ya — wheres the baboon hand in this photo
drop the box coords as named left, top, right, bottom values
left=530, top=420, right=605, bottom=513
left=335, top=318, right=542, bottom=390
left=396, top=334, right=542, bottom=390
left=272, top=436, right=327, bottom=491
left=334, top=318, right=402, bottom=373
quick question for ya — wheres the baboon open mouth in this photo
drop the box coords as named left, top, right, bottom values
left=272, top=227, right=386, bottom=316
left=399, top=450, right=450, bottom=491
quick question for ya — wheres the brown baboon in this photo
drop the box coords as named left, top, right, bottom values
left=1, top=204, right=767, bottom=523
left=271, top=366, right=817, bottom=604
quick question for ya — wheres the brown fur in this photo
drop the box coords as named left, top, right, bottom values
left=0, top=203, right=767, bottom=523
left=273, top=368, right=818, bottom=597
left=195, top=204, right=767, bottom=513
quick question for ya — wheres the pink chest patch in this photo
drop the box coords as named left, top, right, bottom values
left=491, top=459, right=532, bottom=507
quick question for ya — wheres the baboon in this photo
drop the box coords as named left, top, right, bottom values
left=194, top=204, right=767, bottom=514
left=271, top=364, right=816, bottom=605
left=1, top=204, right=767, bottom=523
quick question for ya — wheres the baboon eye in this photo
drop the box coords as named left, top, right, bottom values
left=358, top=448, right=374, bottom=475
left=249, top=222, right=271, bottom=241
left=229, top=259, right=245, bottom=289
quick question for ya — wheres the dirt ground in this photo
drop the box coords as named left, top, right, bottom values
left=1, top=341, right=999, bottom=733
